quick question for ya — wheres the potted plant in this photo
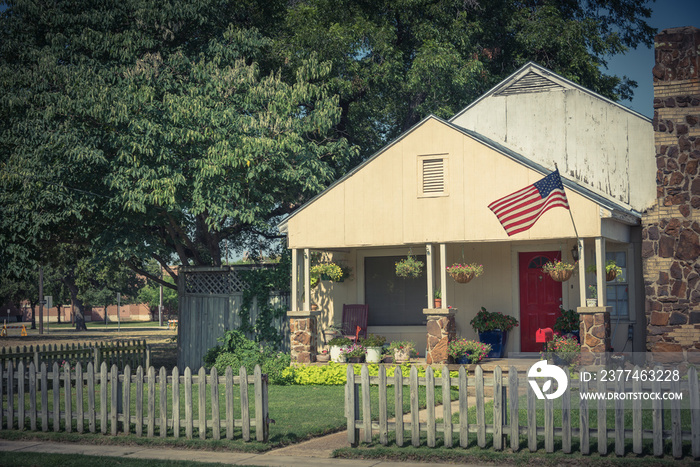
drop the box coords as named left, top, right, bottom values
left=542, top=334, right=581, bottom=367
left=586, top=260, right=623, bottom=282
left=434, top=290, right=442, bottom=308
left=328, top=336, right=352, bottom=363
left=446, top=263, right=483, bottom=283
left=469, top=307, right=518, bottom=358
left=395, top=251, right=424, bottom=279
left=342, top=343, right=366, bottom=363
left=323, top=324, right=342, bottom=344
left=360, top=334, right=386, bottom=363
left=553, top=307, right=580, bottom=342
left=316, top=349, right=330, bottom=363
left=447, top=339, right=492, bottom=365
left=387, top=340, right=416, bottom=363
left=587, top=285, right=597, bottom=307
left=542, top=260, right=577, bottom=282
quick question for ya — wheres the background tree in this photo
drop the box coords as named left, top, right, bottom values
left=278, top=0, right=655, bottom=158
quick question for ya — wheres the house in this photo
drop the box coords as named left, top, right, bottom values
left=279, top=59, right=659, bottom=364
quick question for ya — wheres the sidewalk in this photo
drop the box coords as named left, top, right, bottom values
left=0, top=439, right=493, bottom=467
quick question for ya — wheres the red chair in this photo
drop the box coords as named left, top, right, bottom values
left=342, top=304, right=368, bottom=342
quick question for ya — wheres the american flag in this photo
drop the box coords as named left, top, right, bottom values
left=488, top=169, right=569, bottom=236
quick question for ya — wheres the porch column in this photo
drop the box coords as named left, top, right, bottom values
left=426, top=244, right=434, bottom=309
left=578, top=238, right=586, bottom=307
left=303, top=248, right=310, bottom=312
left=291, top=248, right=298, bottom=312
left=576, top=306, right=611, bottom=366
left=287, top=310, right=319, bottom=363
left=595, top=237, right=606, bottom=306
left=439, top=243, right=447, bottom=307
left=423, top=308, right=457, bottom=365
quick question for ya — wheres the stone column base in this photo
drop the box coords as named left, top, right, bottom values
left=577, top=306, right=611, bottom=366
left=423, top=308, right=457, bottom=364
left=288, top=311, right=319, bottom=363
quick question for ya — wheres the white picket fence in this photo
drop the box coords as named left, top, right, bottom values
left=345, top=364, right=700, bottom=459
left=0, top=361, right=269, bottom=442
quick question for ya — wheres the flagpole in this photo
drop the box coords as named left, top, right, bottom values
left=554, top=163, right=580, bottom=240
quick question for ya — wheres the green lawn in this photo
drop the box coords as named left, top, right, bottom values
left=0, top=452, right=242, bottom=467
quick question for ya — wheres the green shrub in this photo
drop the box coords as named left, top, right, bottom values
left=207, top=329, right=294, bottom=385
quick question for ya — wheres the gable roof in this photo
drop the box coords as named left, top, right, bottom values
left=449, top=62, right=651, bottom=124
left=278, top=114, right=640, bottom=234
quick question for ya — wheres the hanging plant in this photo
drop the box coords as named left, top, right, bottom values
left=586, top=260, right=623, bottom=282
left=395, top=251, right=424, bottom=279
left=542, top=260, right=577, bottom=282
left=446, top=263, right=483, bottom=283
left=311, top=262, right=344, bottom=282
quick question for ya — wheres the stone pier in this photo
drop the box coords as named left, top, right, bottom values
left=288, top=311, right=319, bottom=363
left=577, top=306, right=611, bottom=366
left=423, top=308, right=457, bottom=364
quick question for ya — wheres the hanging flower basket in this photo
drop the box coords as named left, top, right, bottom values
left=395, top=251, right=424, bottom=279
left=606, top=269, right=618, bottom=281
left=542, top=260, right=576, bottom=282
left=446, top=263, right=483, bottom=284
left=549, top=269, right=574, bottom=282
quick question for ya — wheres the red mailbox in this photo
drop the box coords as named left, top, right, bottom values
left=536, top=327, right=554, bottom=343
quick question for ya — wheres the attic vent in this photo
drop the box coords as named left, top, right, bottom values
left=495, top=71, right=564, bottom=96
left=422, top=158, right=444, bottom=194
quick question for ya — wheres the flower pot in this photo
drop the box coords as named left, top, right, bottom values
left=549, top=269, right=573, bottom=282
left=478, top=330, right=507, bottom=358
left=347, top=356, right=364, bottom=364
left=606, top=270, right=618, bottom=281
left=434, top=298, right=442, bottom=308
left=316, top=353, right=330, bottom=363
left=365, top=346, right=382, bottom=363
left=323, top=330, right=339, bottom=344
left=394, top=349, right=411, bottom=363
left=564, top=330, right=580, bottom=343
left=586, top=298, right=597, bottom=307
left=330, top=345, right=346, bottom=363
left=455, top=354, right=470, bottom=365
left=450, top=271, right=474, bottom=284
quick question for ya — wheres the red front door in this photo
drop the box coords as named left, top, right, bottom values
left=519, top=251, right=563, bottom=353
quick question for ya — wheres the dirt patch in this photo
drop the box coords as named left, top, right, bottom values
left=0, top=326, right=179, bottom=369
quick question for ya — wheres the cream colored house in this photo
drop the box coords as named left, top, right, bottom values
left=279, top=63, right=655, bottom=356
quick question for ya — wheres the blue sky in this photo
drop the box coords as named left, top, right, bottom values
left=606, top=0, right=700, bottom=118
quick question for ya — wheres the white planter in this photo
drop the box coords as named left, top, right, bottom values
left=330, top=345, right=346, bottom=363
left=586, top=298, right=597, bottom=307
left=365, top=346, right=383, bottom=364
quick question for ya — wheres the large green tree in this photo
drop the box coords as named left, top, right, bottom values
left=0, top=0, right=356, bottom=291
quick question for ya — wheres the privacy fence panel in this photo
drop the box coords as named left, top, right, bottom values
left=0, top=361, right=269, bottom=442
left=0, top=340, right=149, bottom=372
left=346, top=364, right=700, bottom=459
left=177, top=266, right=289, bottom=370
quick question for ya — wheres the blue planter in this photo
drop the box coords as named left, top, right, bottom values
left=478, top=330, right=507, bottom=358
left=455, top=355, right=470, bottom=365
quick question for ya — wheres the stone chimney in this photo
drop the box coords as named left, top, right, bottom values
left=643, top=26, right=700, bottom=358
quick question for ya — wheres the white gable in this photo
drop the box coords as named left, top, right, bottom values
left=450, top=63, right=655, bottom=211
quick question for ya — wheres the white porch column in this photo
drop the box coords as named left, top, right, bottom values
left=291, top=248, right=298, bottom=311
left=426, top=244, right=434, bottom=309
left=595, top=237, right=606, bottom=306
left=578, top=238, right=586, bottom=306
left=439, top=243, right=447, bottom=307
left=303, top=248, right=310, bottom=312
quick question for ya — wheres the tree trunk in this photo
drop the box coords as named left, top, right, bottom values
left=30, top=301, right=37, bottom=329
left=62, top=273, right=87, bottom=331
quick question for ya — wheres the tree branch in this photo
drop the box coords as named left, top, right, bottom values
left=126, top=260, right=178, bottom=290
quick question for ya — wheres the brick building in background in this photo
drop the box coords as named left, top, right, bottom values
left=643, top=26, right=700, bottom=358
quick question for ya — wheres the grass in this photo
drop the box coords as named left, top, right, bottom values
left=0, top=451, right=247, bottom=466
left=40, top=321, right=165, bottom=330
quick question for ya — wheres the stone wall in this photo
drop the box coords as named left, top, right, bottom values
left=642, top=26, right=700, bottom=356
left=424, top=310, right=456, bottom=364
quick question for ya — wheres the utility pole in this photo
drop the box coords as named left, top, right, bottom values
left=159, top=284, right=163, bottom=327
left=117, top=292, right=121, bottom=332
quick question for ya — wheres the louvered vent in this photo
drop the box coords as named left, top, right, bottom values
left=422, top=158, right=444, bottom=194
left=495, top=71, right=564, bottom=96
